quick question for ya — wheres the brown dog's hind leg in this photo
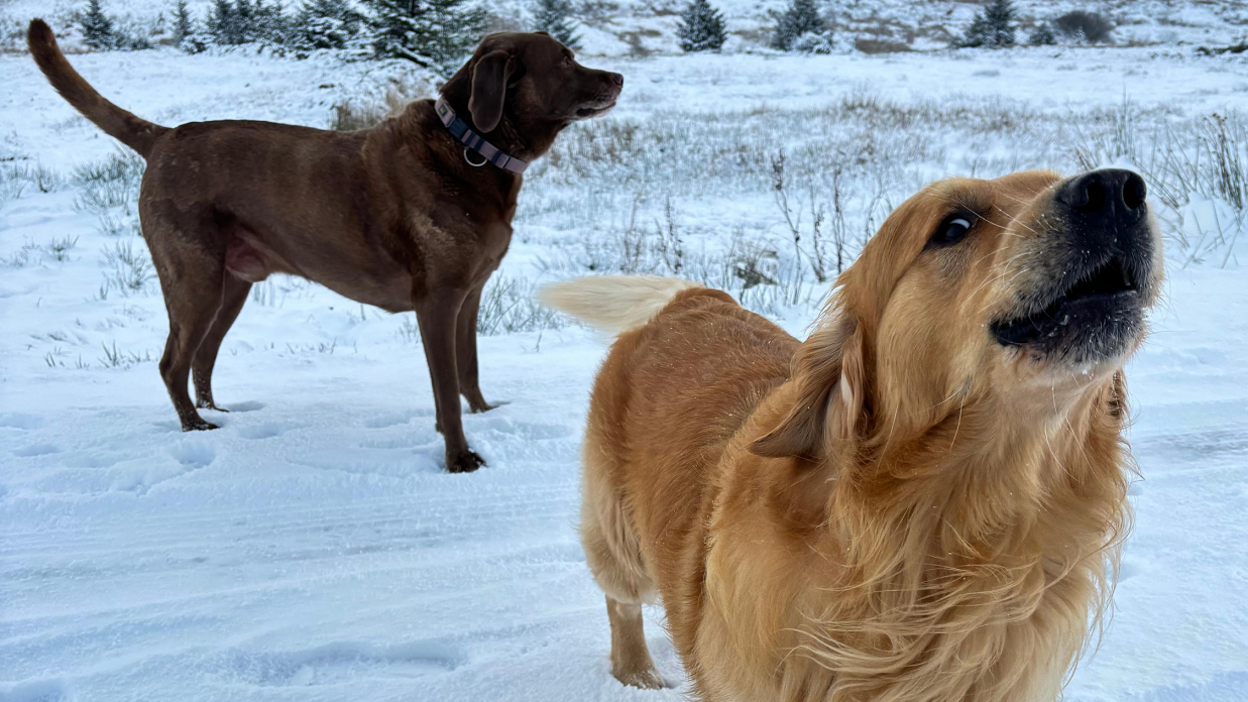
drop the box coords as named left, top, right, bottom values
left=193, top=275, right=251, bottom=411
left=146, top=209, right=226, bottom=432
left=455, top=284, right=496, bottom=413
left=415, top=287, right=485, bottom=473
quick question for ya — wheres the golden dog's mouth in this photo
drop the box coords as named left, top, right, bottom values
left=990, top=169, right=1158, bottom=364
left=992, top=254, right=1143, bottom=354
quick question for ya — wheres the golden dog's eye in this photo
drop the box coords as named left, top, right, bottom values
left=927, top=214, right=975, bottom=249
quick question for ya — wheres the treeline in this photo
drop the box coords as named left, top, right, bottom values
left=80, top=0, right=491, bottom=73
left=75, top=0, right=1120, bottom=67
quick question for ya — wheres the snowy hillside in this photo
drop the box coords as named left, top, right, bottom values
left=3, top=4, right=1248, bottom=702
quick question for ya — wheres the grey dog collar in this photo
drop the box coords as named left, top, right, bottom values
left=434, top=96, right=529, bottom=174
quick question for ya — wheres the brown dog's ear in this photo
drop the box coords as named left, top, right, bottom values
left=469, top=49, right=515, bottom=133
left=750, top=317, right=868, bottom=460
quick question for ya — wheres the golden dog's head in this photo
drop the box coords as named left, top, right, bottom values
left=754, top=169, right=1162, bottom=460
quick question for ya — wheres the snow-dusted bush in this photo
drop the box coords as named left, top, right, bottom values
left=1029, top=22, right=1057, bottom=46
left=677, top=0, right=727, bottom=53
left=532, top=0, right=580, bottom=50
left=294, top=0, right=365, bottom=51
left=1054, top=11, right=1114, bottom=44
left=770, top=0, right=830, bottom=53
left=792, top=31, right=834, bottom=54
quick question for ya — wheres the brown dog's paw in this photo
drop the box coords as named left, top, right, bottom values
left=613, top=667, right=666, bottom=690
left=182, top=417, right=220, bottom=431
left=195, top=401, right=229, bottom=412
left=446, top=449, right=486, bottom=473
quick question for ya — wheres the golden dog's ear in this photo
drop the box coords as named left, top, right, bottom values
left=469, top=50, right=515, bottom=133
left=829, top=324, right=867, bottom=442
left=750, top=317, right=869, bottom=460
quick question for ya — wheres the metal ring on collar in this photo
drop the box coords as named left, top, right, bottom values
left=464, top=148, right=488, bottom=168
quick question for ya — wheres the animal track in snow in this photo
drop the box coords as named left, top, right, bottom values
left=363, top=409, right=433, bottom=429
left=12, top=443, right=59, bottom=457
left=167, top=440, right=216, bottom=467
left=0, top=412, right=43, bottom=429
left=237, top=422, right=289, bottom=440
left=218, top=639, right=465, bottom=687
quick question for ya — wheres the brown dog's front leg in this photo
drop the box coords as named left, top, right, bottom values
left=415, top=289, right=485, bottom=473
left=456, top=285, right=497, bottom=413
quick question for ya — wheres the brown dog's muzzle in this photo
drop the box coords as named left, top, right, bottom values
left=991, top=168, right=1161, bottom=364
left=575, top=71, right=623, bottom=118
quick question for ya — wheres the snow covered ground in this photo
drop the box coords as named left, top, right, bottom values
left=3, top=26, right=1248, bottom=702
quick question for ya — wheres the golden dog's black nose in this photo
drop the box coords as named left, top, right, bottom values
left=1057, top=169, right=1147, bottom=231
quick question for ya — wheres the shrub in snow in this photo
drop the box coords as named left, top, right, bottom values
left=793, top=30, right=834, bottom=54
left=1055, top=11, right=1114, bottom=44
left=677, top=0, right=726, bottom=53
left=295, top=0, right=364, bottom=51
left=770, top=0, right=831, bottom=53
left=251, top=0, right=293, bottom=46
left=81, top=0, right=119, bottom=50
left=959, top=0, right=1015, bottom=49
left=1028, top=22, right=1056, bottom=46
left=203, top=0, right=293, bottom=49
left=364, top=0, right=487, bottom=74
left=533, top=0, right=580, bottom=50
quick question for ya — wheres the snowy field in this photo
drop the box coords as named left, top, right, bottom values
left=3, top=23, right=1248, bottom=702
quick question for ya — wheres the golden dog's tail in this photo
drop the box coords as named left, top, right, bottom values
left=538, top=275, right=702, bottom=336
left=27, top=19, right=168, bottom=158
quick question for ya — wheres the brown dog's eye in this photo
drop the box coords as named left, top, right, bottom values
left=926, top=214, right=975, bottom=249
left=561, top=56, right=572, bottom=68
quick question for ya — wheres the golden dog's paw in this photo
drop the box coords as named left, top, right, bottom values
left=613, top=667, right=666, bottom=690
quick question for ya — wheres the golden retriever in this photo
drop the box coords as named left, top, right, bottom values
left=540, top=169, right=1162, bottom=701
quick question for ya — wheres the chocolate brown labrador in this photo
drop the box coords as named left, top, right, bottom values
left=27, top=20, right=622, bottom=473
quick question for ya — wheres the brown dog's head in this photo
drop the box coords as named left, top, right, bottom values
left=754, top=169, right=1162, bottom=460
left=441, top=32, right=622, bottom=141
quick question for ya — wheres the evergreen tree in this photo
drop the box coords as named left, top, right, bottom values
left=960, top=0, right=1015, bottom=48
left=253, top=0, right=292, bottom=45
left=296, top=0, right=364, bottom=50
left=172, top=0, right=194, bottom=44
left=81, top=0, right=118, bottom=50
left=770, top=0, right=827, bottom=52
left=984, top=0, right=1015, bottom=47
left=677, top=0, right=726, bottom=53
left=364, top=0, right=487, bottom=74
left=208, top=0, right=242, bottom=44
left=533, top=0, right=580, bottom=49
left=232, top=0, right=255, bottom=42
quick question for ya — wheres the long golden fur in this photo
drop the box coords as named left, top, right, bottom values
left=541, top=169, right=1162, bottom=701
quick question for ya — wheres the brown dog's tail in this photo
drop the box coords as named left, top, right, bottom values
left=27, top=19, right=168, bottom=158
left=538, top=275, right=702, bottom=337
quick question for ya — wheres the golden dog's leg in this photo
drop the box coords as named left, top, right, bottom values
left=606, top=595, right=665, bottom=690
